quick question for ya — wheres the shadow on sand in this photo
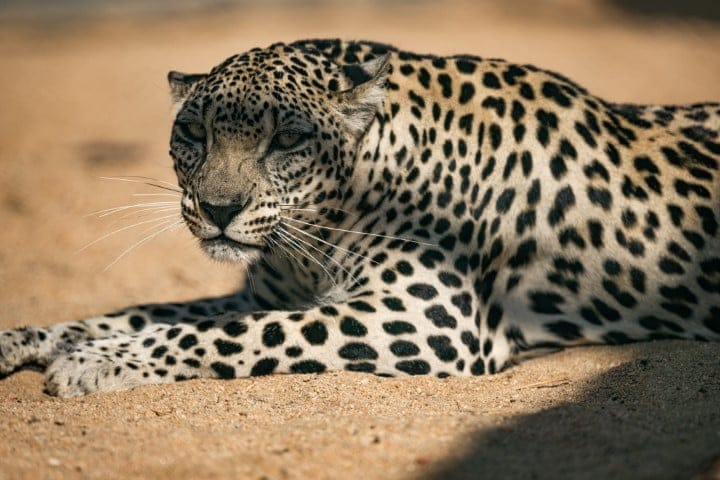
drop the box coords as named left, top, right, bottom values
left=424, top=342, right=720, bottom=480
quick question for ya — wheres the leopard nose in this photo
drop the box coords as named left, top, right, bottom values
left=199, top=200, right=249, bottom=230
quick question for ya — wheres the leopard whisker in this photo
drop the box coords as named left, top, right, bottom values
left=131, top=193, right=182, bottom=198
left=118, top=206, right=180, bottom=220
left=77, top=213, right=181, bottom=253
left=98, top=176, right=182, bottom=194
left=103, top=219, right=185, bottom=271
left=282, top=221, right=379, bottom=266
left=280, top=215, right=437, bottom=246
left=278, top=225, right=358, bottom=287
left=275, top=228, right=339, bottom=288
left=87, top=201, right=177, bottom=218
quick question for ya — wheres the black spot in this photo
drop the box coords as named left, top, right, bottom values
left=339, top=342, right=379, bottom=360
left=548, top=186, right=576, bottom=226
left=603, top=259, right=621, bottom=276
left=451, top=292, right=473, bottom=317
left=575, top=121, right=597, bottom=148
left=437, top=73, right=453, bottom=97
left=382, top=296, right=407, bottom=312
left=151, top=346, right=168, bottom=359
left=459, top=82, right=475, bottom=104
left=129, top=315, right=146, bottom=331
left=592, top=297, right=621, bottom=322
left=340, top=316, right=367, bottom=336
left=291, top=360, right=326, bottom=374
left=586, top=220, right=603, bottom=248
left=587, top=187, right=612, bottom=210
left=262, top=322, right=285, bottom=347
left=427, top=336, right=458, bottom=362
left=487, top=303, right=503, bottom=330
left=166, top=327, right=181, bottom=340
left=301, top=321, right=328, bottom=345
left=285, top=346, right=302, bottom=357
left=383, top=321, right=417, bottom=335
left=509, top=239, right=537, bottom=268
left=516, top=210, right=536, bottom=235
left=545, top=321, right=582, bottom=340
left=250, top=358, right=278, bottom=376
left=223, top=321, right=247, bottom=337
left=418, top=68, right=431, bottom=88
left=541, top=81, right=572, bottom=107
left=396, top=260, right=414, bottom=275
left=396, top=360, right=431, bottom=375
left=390, top=340, right=420, bottom=357
left=696, top=205, right=718, bottom=235
left=659, top=258, right=684, bottom=275
left=482, top=72, right=501, bottom=89
left=211, top=362, right=236, bottom=379
left=214, top=339, right=243, bottom=356
left=550, top=155, right=567, bottom=179
left=425, top=305, right=457, bottom=328
left=320, top=305, right=339, bottom=316
left=529, top=291, right=564, bottom=314
left=580, top=307, right=602, bottom=325
left=345, top=362, right=375, bottom=373
left=496, top=188, right=516, bottom=213
left=348, top=300, right=376, bottom=313
left=470, top=358, right=485, bottom=375
left=455, top=58, right=477, bottom=73
left=407, top=283, right=439, bottom=300
left=439, top=271, right=462, bottom=288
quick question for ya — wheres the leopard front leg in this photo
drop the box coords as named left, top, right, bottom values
left=43, top=293, right=481, bottom=397
left=0, top=291, right=259, bottom=378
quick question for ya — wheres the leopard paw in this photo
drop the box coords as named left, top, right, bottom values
left=0, top=327, right=55, bottom=376
left=44, top=349, right=147, bottom=397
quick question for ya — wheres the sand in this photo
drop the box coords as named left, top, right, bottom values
left=0, top=1, right=719, bottom=478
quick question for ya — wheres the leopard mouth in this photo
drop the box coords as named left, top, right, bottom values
left=200, top=235, right=263, bottom=262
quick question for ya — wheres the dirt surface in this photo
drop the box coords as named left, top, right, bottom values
left=0, top=1, right=719, bottom=479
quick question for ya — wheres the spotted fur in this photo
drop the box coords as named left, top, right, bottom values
left=2, top=39, right=719, bottom=396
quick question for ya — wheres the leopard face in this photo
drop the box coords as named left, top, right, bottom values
left=168, top=44, right=389, bottom=262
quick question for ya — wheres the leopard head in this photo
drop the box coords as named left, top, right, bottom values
left=167, top=43, right=389, bottom=262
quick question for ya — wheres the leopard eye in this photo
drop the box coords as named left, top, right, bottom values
left=270, top=132, right=306, bottom=151
left=178, top=122, right=206, bottom=143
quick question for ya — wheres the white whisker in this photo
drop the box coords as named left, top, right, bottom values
left=132, top=193, right=182, bottom=198
left=281, top=216, right=436, bottom=246
left=278, top=226, right=358, bottom=287
left=118, top=206, right=180, bottom=220
left=98, top=176, right=182, bottom=194
left=276, top=229, right=338, bottom=288
left=282, top=222, right=378, bottom=265
left=86, top=201, right=177, bottom=218
left=103, top=220, right=184, bottom=271
left=77, top=214, right=180, bottom=253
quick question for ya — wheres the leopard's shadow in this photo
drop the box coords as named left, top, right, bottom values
left=422, top=341, right=720, bottom=480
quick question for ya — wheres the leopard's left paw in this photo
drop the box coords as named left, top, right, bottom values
left=44, top=350, right=141, bottom=397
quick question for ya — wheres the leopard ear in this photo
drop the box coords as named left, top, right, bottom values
left=337, top=53, right=391, bottom=137
left=167, top=71, right=207, bottom=114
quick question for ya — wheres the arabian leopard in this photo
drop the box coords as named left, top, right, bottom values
left=2, top=39, right=719, bottom=397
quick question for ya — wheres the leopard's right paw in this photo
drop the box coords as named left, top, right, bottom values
left=0, top=327, right=56, bottom=376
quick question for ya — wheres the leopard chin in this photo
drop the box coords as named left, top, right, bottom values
left=200, top=236, right=263, bottom=263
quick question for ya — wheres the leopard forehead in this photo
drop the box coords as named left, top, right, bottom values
left=182, top=45, right=348, bottom=128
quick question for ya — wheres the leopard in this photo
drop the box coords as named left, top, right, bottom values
left=1, top=39, right=719, bottom=397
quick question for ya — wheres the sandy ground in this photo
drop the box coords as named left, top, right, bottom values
left=0, top=1, right=719, bottom=479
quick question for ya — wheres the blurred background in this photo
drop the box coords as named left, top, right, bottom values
left=0, top=0, right=719, bottom=323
